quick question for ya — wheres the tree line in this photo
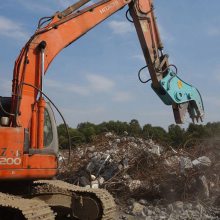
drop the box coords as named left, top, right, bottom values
left=57, top=120, right=220, bottom=148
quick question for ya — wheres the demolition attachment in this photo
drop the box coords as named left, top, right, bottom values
left=152, top=69, right=204, bottom=124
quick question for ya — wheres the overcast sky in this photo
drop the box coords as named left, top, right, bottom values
left=0, top=0, right=219, bottom=129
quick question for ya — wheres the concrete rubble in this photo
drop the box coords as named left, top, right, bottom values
left=119, top=200, right=217, bottom=220
left=58, top=132, right=220, bottom=219
left=192, top=156, right=212, bottom=169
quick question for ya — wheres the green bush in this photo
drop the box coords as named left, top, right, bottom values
left=57, top=121, right=220, bottom=149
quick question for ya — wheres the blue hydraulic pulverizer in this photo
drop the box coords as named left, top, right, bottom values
left=152, top=68, right=204, bottom=124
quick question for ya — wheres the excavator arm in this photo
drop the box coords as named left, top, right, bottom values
left=11, top=0, right=204, bottom=134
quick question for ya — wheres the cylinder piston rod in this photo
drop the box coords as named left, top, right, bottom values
left=39, top=41, right=47, bottom=95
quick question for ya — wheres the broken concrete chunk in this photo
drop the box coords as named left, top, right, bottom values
left=123, top=131, right=128, bottom=136
left=138, top=199, right=148, bottom=206
left=98, top=176, right=105, bottom=185
left=180, top=156, right=193, bottom=173
left=87, top=152, right=93, bottom=159
left=173, top=201, right=184, bottom=210
left=192, top=156, right=211, bottom=168
left=123, top=174, right=131, bottom=180
left=105, top=132, right=113, bottom=137
left=122, top=158, right=129, bottom=169
left=90, top=174, right=96, bottom=180
left=129, top=142, right=138, bottom=148
left=131, top=202, right=145, bottom=216
left=115, top=138, right=121, bottom=143
left=118, top=164, right=123, bottom=170
left=58, top=154, right=65, bottom=161
left=199, top=175, right=210, bottom=198
left=91, top=180, right=99, bottom=189
left=127, top=180, right=142, bottom=192
left=87, top=145, right=96, bottom=152
left=164, top=156, right=180, bottom=167
left=148, top=144, right=161, bottom=156
left=86, top=161, right=95, bottom=173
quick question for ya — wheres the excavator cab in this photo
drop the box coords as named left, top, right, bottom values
left=28, top=102, right=59, bottom=155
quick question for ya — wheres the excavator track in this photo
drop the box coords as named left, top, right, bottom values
left=32, top=180, right=116, bottom=220
left=0, top=192, right=55, bottom=220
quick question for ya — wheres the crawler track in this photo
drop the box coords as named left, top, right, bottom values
left=0, top=192, right=55, bottom=220
left=32, top=180, right=116, bottom=219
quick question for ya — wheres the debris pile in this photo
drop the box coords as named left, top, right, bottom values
left=58, top=132, right=220, bottom=219
left=119, top=199, right=219, bottom=220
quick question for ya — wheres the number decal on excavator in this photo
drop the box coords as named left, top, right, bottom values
left=0, top=157, right=21, bottom=165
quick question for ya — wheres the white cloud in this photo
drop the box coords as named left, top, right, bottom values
left=44, top=79, right=61, bottom=89
left=45, top=79, right=89, bottom=96
left=45, top=74, right=115, bottom=95
left=57, top=0, right=72, bottom=9
left=216, top=74, right=220, bottom=81
left=214, top=70, right=220, bottom=82
left=203, top=95, right=220, bottom=107
left=46, top=75, right=135, bottom=103
left=210, top=65, right=220, bottom=82
left=61, top=106, right=105, bottom=116
left=158, top=23, right=174, bottom=43
left=84, top=1, right=95, bottom=7
left=108, top=20, right=134, bottom=35
left=132, top=54, right=145, bottom=62
left=0, top=16, right=29, bottom=41
left=17, top=0, right=95, bottom=15
left=57, top=0, right=94, bottom=9
left=207, top=27, right=220, bottom=37
left=139, top=109, right=170, bottom=117
left=68, top=85, right=90, bottom=96
left=113, top=91, right=134, bottom=102
left=86, top=74, right=115, bottom=92
left=17, top=0, right=54, bottom=14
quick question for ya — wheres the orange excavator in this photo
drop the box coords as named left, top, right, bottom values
left=0, top=0, right=204, bottom=219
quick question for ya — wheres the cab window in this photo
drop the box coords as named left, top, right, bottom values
left=44, top=109, right=53, bottom=147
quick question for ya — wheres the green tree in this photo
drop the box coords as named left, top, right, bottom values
left=57, top=124, right=70, bottom=148
left=143, top=124, right=168, bottom=143
left=57, top=124, right=85, bottom=148
left=77, top=122, right=96, bottom=142
left=152, top=126, right=168, bottom=143
left=186, top=123, right=208, bottom=139
left=129, top=119, right=142, bottom=136
left=168, top=124, right=185, bottom=147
